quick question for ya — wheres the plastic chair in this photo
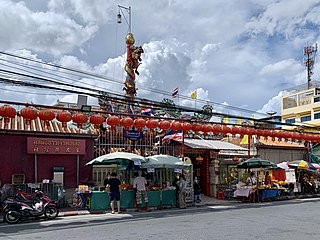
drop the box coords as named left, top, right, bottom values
left=217, top=191, right=224, bottom=200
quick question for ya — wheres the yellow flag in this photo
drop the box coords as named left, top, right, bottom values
left=191, top=90, right=197, bottom=99
left=240, top=135, right=248, bottom=145
left=250, top=114, right=254, bottom=125
left=222, top=116, right=229, bottom=124
left=236, top=114, right=242, bottom=125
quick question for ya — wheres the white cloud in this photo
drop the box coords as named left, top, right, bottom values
left=1, top=0, right=320, bottom=119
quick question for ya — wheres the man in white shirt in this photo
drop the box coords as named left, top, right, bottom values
left=247, top=172, right=257, bottom=186
left=133, top=172, right=151, bottom=212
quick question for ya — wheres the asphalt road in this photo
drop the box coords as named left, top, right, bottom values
left=0, top=198, right=319, bottom=240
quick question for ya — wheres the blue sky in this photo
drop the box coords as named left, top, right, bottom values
left=0, top=0, right=320, bottom=119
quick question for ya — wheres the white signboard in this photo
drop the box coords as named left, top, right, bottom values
left=147, top=167, right=155, bottom=173
left=134, top=160, right=141, bottom=166
left=285, top=169, right=296, bottom=183
left=174, top=168, right=182, bottom=173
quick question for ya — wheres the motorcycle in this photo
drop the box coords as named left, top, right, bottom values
left=3, top=190, right=59, bottom=224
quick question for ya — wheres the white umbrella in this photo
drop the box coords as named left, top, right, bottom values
left=142, top=154, right=191, bottom=169
left=85, top=152, right=146, bottom=166
left=277, top=161, right=289, bottom=170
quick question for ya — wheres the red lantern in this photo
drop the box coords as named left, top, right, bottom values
left=229, top=126, right=240, bottom=135
left=159, top=120, right=171, bottom=130
left=73, top=113, right=88, bottom=128
left=39, top=109, right=55, bottom=127
left=89, top=114, right=104, bottom=129
left=146, top=119, right=158, bottom=129
left=221, top=125, right=231, bottom=135
left=247, top=128, right=257, bottom=136
left=202, top=124, right=213, bottom=133
left=120, top=117, right=134, bottom=130
left=107, top=115, right=120, bottom=127
left=192, top=123, right=203, bottom=132
left=212, top=125, right=222, bottom=135
left=181, top=122, right=192, bottom=132
left=20, top=107, right=38, bottom=125
left=171, top=121, right=181, bottom=132
left=134, top=118, right=146, bottom=131
left=56, top=111, right=72, bottom=128
left=0, top=104, right=16, bottom=125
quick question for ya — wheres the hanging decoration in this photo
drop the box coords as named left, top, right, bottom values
left=181, top=122, right=192, bottom=133
left=202, top=124, right=213, bottom=134
left=212, top=125, right=222, bottom=135
left=56, top=111, right=72, bottom=128
left=73, top=113, right=88, bottom=128
left=146, top=119, right=158, bottom=130
left=107, top=115, right=120, bottom=127
left=134, top=118, right=146, bottom=131
left=120, top=117, right=134, bottom=131
left=192, top=123, right=203, bottom=133
left=159, top=120, right=171, bottom=130
left=170, top=121, right=181, bottom=132
left=39, top=109, right=55, bottom=127
left=20, top=107, right=38, bottom=125
left=89, top=114, right=104, bottom=129
left=0, top=104, right=16, bottom=126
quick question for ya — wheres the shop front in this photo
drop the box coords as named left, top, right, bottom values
left=0, top=133, right=95, bottom=189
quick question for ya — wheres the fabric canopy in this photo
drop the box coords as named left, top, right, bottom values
left=142, top=154, right=191, bottom=169
left=237, top=157, right=277, bottom=169
left=288, top=160, right=316, bottom=170
left=174, top=139, right=248, bottom=150
left=85, top=152, right=146, bottom=166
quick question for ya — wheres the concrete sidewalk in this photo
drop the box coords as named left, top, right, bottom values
left=58, top=194, right=237, bottom=217
left=58, top=193, right=320, bottom=217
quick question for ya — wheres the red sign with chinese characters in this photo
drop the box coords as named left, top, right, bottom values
left=27, top=137, right=86, bottom=155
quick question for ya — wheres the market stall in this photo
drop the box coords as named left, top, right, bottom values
left=85, top=153, right=192, bottom=210
left=141, top=154, right=192, bottom=208
left=234, top=157, right=280, bottom=202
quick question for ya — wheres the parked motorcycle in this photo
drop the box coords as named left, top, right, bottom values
left=3, top=190, right=59, bottom=224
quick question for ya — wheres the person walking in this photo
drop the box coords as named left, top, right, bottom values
left=133, top=171, right=151, bottom=212
left=193, top=177, right=201, bottom=205
left=107, top=172, right=122, bottom=214
left=178, top=174, right=187, bottom=209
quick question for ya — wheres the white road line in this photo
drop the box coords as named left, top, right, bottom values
left=208, top=206, right=236, bottom=209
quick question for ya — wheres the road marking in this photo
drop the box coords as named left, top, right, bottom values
left=295, top=197, right=320, bottom=202
left=208, top=206, right=236, bottom=209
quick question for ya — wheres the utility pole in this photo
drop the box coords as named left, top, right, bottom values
left=304, top=44, right=317, bottom=89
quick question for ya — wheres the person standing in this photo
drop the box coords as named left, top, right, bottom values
left=264, top=171, right=272, bottom=185
left=104, top=173, right=111, bottom=191
left=178, top=174, right=187, bottom=209
left=107, top=172, right=122, bottom=214
left=193, top=177, right=201, bottom=205
left=133, top=172, right=151, bottom=212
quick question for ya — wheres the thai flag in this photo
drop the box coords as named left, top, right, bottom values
left=162, top=130, right=183, bottom=143
left=141, top=107, right=154, bottom=116
left=172, top=87, right=179, bottom=98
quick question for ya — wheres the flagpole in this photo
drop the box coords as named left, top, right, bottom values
left=181, top=130, right=185, bottom=161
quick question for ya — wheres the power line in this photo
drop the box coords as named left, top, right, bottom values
left=0, top=51, right=269, bottom=117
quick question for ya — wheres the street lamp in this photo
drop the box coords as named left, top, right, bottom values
left=117, top=5, right=131, bottom=33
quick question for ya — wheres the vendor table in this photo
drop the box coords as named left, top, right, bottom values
left=161, top=189, right=176, bottom=207
left=90, top=191, right=108, bottom=210
left=260, top=189, right=279, bottom=201
left=233, top=188, right=255, bottom=198
left=89, top=190, right=174, bottom=210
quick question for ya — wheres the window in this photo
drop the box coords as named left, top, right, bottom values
left=300, top=115, right=311, bottom=122
left=285, top=118, right=295, bottom=124
left=314, top=97, right=320, bottom=103
left=315, top=112, right=320, bottom=119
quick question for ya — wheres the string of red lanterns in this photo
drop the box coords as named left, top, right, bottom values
left=1, top=104, right=319, bottom=142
